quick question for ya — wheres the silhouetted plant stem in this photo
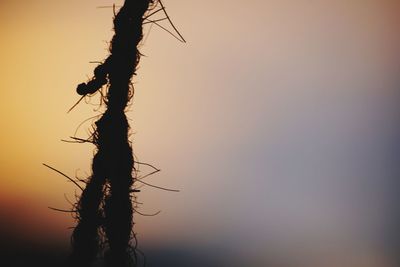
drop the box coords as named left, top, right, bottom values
left=70, top=1, right=153, bottom=267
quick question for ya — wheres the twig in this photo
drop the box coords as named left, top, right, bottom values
left=43, top=163, right=84, bottom=191
left=143, top=17, right=167, bottom=24
left=158, top=0, right=186, bottom=43
left=136, top=161, right=160, bottom=172
left=48, top=206, right=77, bottom=213
left=96, top=5, right=122, bottom=9
left=67, top=95, right=85, bottom=113
left=147, top=19, right=185, bottom=43
left=133, top=208, right=161, bottom=217
left=135, top=177, right=180, bottom=192
left=143, top=7, right=164, bottom=20
left=61, top=136, right=94, bottom=144
left=137, top=169, right=160, bottom=180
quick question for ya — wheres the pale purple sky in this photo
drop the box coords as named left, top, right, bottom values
left=0, top=1, right=399, bottom=266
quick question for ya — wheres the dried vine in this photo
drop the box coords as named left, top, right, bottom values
left=69, top=1, right=154, bottom=266
left=41, top=1, right=185, bottom=266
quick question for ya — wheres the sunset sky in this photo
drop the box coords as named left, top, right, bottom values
left=0, top=1, right=399, bottom=266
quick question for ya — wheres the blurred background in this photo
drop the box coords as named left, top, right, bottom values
left=0, top=0, right=399, bottom=266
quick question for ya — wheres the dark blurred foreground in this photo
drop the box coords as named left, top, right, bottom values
left=0, top=236, right=229, bottom=267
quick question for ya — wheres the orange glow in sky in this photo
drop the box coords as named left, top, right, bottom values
left=1, top=1, right=399, bottom=266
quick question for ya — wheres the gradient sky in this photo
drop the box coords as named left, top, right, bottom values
left=0, top=1, right=399, bottom=266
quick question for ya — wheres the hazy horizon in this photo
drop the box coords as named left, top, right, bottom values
left=1, top=1, right=399, bottom=266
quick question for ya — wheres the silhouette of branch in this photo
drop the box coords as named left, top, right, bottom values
left=133, top=208, right=161, bottom=217
left=61, top=139, right=83, bottom=144
left=142, top=0, right=186, bottom=43
left=61, top=136, right=94, bottom=144
left=143, top=17, right=167, bottom=24
left=143, top=7, right=164, bottom=20
left=48, top=206, right=77, bottom=213
left=146, top=19, right=185, bottom=43
left=158, top=0, right=186, bottom=43
left=137, top=169, right=160, bottom=180
left=136, top=161, right=160, bottom=172
left=43, top=163, right=84, bottom=191
left=96, top=5, right=122, bottom=9
left=65, top=1, right=183, bottom=265
left=136, top=176, right=180, bottom=192
left=67, top=95, right=85, bottom=113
